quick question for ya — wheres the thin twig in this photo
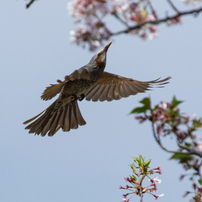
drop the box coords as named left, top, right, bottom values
left=151, top=123, right=202, bottom=158
left=167, top=0, right=180, bottom=13
left=178, top=143, right=202, bottom=158
left=111, top=12, right=129, bottom=27
left=110, top=6, right=202, bottom=36
left=148, top=1, right=158, bottom=19
left=26, top=0, right=36, bottom=9
left=151, top=123, right=187, bottom=154
left=137, top=171, right=143, bottom=202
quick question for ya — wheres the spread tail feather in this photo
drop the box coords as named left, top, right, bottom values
left=23, top=100, right=86, bottom=136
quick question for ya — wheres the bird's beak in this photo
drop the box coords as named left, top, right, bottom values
left=104, top=42, right=112, bottom=52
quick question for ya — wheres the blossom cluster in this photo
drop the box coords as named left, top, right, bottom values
left=131, top=96, right=202, bottom=201
left=67, top=0, right=202, bottom=50
left=68, top=0, right=110, bottom=50
left=67, top=0, right=160, bottom=50
left=120, top=155, right=163, bottom=201
left=134, top=97, right=202, bottom=145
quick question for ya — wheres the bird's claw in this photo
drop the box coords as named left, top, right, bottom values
left=78, top=94, right=85, bottom=101
left=70, top=95, right=77, bottom=103
left=70, top=94, right=85, bottom=102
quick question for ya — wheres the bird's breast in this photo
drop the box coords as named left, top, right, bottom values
left=62, top=79, right=94, bottom=99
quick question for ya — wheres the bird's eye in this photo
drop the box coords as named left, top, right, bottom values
left=97, top=53, right=101, bottom=57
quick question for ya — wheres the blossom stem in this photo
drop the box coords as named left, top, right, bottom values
left=110, top=6, right=202, bottom=36
left=167, top=0, right=180, bottom=13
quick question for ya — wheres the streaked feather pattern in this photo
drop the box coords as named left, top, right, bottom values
left=85, top=72, right=171, bottom=102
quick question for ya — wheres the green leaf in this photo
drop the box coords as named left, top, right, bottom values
left=198, top=178, right=202, bottom=186
left=132, top=157, right=140, bottom=165
left=193, top=118, right=202, bottom=128
left=170, top=153, right=193, bottom=161
left=172, top=96, right=183, bottom=107
left=185, top=142, right=191, bottom=147
left=144, top=159, right=151, bottom=167
left=172, top=111, right=180, bottom=117
left=130, top=175, right=137, bottom=182
left=130, top=107, right=147, bottom=114
left=130, top=97, right=151, bottom=114
left=130, top=163, right=136, bottom=173
left=138, top=154, right=144, bottom=167
left=140, top=98, right=151, bottom=109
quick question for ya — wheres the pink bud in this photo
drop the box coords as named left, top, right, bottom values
left=154, top=194, right=164, bottom=199
left=154, top=167, right=162, bottom=174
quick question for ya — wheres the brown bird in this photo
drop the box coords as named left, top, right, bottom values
left=23, top=42, right=171, bottom=136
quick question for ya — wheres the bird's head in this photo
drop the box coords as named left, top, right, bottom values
left=89, top=42, right=112, bottom=68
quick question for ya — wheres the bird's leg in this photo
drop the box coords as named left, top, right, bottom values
left=70, top=95, right=78, bottom=103
left=78, top=94, right=85, bottom=101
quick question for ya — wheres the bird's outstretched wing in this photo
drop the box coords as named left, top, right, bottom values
left=41, top=81, right=65, bottom=101
left=85, top=72, right=171, bottom=102
left=41, top=68, right=90, bottom=101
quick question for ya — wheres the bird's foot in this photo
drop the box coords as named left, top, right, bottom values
left=78, top=94, right=85, bottom=101
left=70, top=95, right=78, bottom=103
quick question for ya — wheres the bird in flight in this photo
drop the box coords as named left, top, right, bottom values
left=23, top=42, right=171, bottom=136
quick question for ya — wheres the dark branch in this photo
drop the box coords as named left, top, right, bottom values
left=111, top=6, right=202, bottom=36
left=167, top=0, right=180, bottom=13
left=148, top=1, right=158, bottom=19
left=111, top=12, right=129, bottom=27
left=151, top=123, right=184, bottom=154
left=26, top=0, right=36, bottom=9
left=151, top=123, right=202, bottom=158
left=137, top=171, right=143, bottom=202
left=178, top=143, right=202, bottom=158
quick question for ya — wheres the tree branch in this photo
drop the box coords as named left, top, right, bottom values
left=111, top=12, right=129, bottom=27
left=151, top=123, right=183, bottom=154
left=152, top=123, right=202, bottom=158
left=137, top=171, right=143, bottom=202
left=110, top=6, right=202, bottom=36
left=26, top=0, right=36, bottom=9
left=167, top=0, right=180, bottom=13
left=178, top=143, right=202, bottom=158
left=148, top=1, right=158, bottom=19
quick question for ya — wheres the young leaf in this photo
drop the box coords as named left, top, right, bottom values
left=172, top=96, right=183, bottom=107
left=130, top=163, right=136, bottom=173
left=132, top=157, right=140, bottom=165
left=170, top=153, right=193, bottom=161
left=130, top=97, right=151, bottom=114
left=184, top=142, right=191, bottom=147
left=193, top=118, right=202, bottom=128
left=144, top=159, right=151, bottom=167
left=130, top=107, right=147, bottom=114
left=140, top=98, right=151, bottom=110
left=198, top=178, right=202, bottom=186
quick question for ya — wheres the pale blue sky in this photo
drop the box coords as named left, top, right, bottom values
left=1, top=1, right=202, bottom=202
